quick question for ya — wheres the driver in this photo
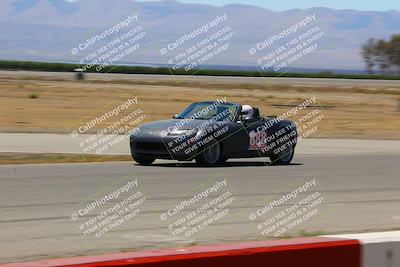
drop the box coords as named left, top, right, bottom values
left=241, top=105, right=255, bottom=121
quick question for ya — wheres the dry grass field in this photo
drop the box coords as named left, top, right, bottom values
left=0, top=153, right=131, bottom=165
left=0, top=71, right=399, bottom=140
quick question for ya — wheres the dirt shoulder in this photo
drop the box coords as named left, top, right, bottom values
left=0, top=153, right=131, bottom=165
left=1, top=71, right=399, bottom=139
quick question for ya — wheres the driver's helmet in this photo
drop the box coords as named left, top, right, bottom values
left=241, top=105, right=254, bottom=120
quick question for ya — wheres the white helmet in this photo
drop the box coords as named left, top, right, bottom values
left=241, top=105, right=254, bottom=121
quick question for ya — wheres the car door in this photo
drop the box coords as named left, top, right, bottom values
left=243, top=118, right=269, bottom=156
left=219, top=121, right=246, bottom=155
left=225, top=118, right=266, bottom=157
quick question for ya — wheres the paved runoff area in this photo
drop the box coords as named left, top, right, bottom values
left=0, top=136, right=399, bottom=263
left=0, top=133, right=399, bottom=156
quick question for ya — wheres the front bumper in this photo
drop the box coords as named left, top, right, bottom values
left=129, top=133, right=200, bottom=160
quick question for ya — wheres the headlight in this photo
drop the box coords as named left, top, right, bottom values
left=130, top=127, right=140, bottom=135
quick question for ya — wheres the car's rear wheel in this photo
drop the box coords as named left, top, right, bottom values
left=269, top=143, right=294, bottom=165
left=195, top=139, right=224, bottom=166
left=132, top=155, right=155, bottom=166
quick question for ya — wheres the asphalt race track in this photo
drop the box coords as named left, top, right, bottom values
left=1, top=151, right=400, bottom=263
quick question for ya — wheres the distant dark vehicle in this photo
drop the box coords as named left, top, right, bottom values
left=130, top=101, right=297, bottom=166
left=74, top=68, right=85, bottom=80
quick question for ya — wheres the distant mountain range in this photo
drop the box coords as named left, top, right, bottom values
left=0, top=0, right=399, bottom=71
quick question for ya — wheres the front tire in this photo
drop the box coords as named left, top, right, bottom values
left=132, top=155, right=155, bottom=166
left=195, top=139, right=224, bottom=166
left=269, top=143, right=294, bottom=165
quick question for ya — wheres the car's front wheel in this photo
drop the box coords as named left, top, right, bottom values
left=132, top=155, right=155, bottom=166
left=195, top=139, right=224, bottom=166
left=269, top=143, right=295, bottom=165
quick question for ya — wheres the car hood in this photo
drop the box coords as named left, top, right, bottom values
left=138, top=119, right=211, bottom=133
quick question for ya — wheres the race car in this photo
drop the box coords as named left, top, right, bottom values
left=130, top=101, right=297, bottom=166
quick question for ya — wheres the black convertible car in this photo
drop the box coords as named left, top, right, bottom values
left=130, top=101, right=297, bottom=166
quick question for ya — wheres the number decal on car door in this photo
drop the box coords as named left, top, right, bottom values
left=248, top=130, right=267, bottom=150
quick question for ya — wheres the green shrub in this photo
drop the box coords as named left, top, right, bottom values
left=28, top=92, right=39, bottom=99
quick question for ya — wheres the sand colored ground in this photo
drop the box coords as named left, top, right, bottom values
left=0, top=153, right=131, bottom=165
left=0, top=71, right=399, bottom=139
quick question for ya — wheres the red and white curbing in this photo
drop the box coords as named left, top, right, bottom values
left=1, top=231, right=398, bottom=267
left=323, top=231, right=400, bottom=267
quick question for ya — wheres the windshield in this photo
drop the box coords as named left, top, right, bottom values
left=176, top=102, right=239, bottom=121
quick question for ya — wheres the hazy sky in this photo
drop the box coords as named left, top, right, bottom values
left=68, top=0, right=399, bottom=11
